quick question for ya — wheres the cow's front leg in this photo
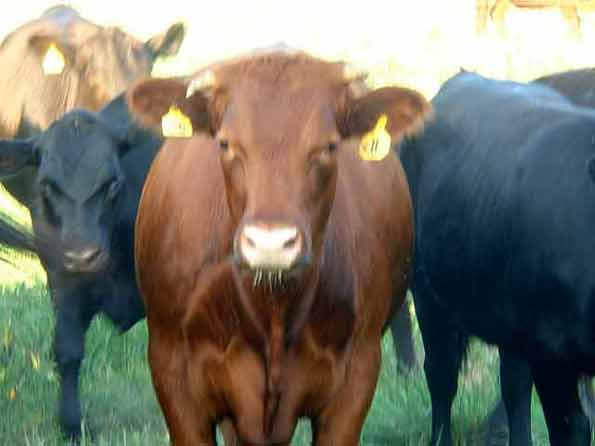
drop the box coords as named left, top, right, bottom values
left=148, top=329, right=216, bottom=446
left=53, top=287, right=97, bottom=440
left=312, top=339, right=381, bottom=446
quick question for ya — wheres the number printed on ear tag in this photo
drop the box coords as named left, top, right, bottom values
left=359, top=114, right=391, bottom=161
left=161, top=106, right=193, bottom=138
left=42, top=44, right=65, bottom=75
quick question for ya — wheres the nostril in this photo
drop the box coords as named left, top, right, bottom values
left=283, top=233, right=299, bottom=250
left=64, top=248, right=101, bottom=264
left=243, top=234, right=256, bottom=248
left=81, top=248, right=101, bottom=262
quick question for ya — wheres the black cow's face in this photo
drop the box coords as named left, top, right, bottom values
left=0, top=110, right=130, bottom=274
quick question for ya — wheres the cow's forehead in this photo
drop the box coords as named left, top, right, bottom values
left=214, top=53, right=346, bottom=86
left=211, top=53, right=349, bottom=139
left=87, top=26, right=140, bottom=47
left=37, top=115, right=120, bottom=200
left=221, top=82, right=340, bottom=150
left=80, top=27, right=151, bottom=68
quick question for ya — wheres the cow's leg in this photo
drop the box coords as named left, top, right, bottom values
left=219, top=419, right=239, bottom=446
left=148, top=331, right=215, bottom=446
left=53, top=289, right=96, bottom=440
left=499, top=349, right=533, bottom=446
left=389, top=295, right=419, bottom=373
left=490, top=0, right=512, bottom=35
left=531, top=362, right=590, bottom=446
left=483, top=399, right=508, bottom=446
left=483, top=350, right=533, bottom=446
left=312, top=340, right=381, bottom=446
left=560, top=5, right=581, bottom=36
left=578, top=377, right=595, bottom=427
left=476, top=0, right=490, bottom=34
left=413, top=280, right=466, bottom=446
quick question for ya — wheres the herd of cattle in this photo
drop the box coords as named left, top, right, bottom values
left=3, top=4, right=595, bottom=446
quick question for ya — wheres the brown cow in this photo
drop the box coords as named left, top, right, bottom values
left=128, top=51, right=430, bottom=445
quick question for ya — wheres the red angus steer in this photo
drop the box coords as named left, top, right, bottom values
left=129, top=52, right=429, bottom=446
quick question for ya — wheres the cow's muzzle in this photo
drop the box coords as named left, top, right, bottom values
left=236, top=222, right=307, bottom=273
left=63, top=246, right=108, bottom=273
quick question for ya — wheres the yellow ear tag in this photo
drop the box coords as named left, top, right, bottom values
left=358, top=114, right=391, bottom=161
left=42, top=44, right=65, bottom=75
left=161, top=106, right=193, bottom=138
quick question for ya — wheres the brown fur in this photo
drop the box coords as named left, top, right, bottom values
left=131, top=53, right=429, bottom=445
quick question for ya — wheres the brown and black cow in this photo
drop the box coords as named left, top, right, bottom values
left=128, top=51, right=430, bottom=445
left=0, top=4, right=185, bottom=205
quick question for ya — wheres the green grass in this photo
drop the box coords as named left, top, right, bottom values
left=0, top=283, right=556, bottom=446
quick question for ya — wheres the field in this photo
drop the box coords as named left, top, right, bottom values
left=0, top=284, right=554, bottom=446
left=1, top=0, right=595, bottom=444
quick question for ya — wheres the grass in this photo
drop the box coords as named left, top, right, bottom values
left=0, top=283, right=555, bottom=446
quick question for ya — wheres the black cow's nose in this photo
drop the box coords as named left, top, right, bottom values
left=63, top=247, right=105, bottom=272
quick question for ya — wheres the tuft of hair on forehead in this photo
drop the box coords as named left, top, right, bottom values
left=206, top=52, right=351, bottom=89
left=48, top=108, right=123, bottom=142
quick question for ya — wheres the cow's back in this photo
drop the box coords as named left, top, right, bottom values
left=535, top=68, right=595, bottom=108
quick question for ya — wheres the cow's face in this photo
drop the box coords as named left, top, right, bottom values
left=204, top=81, right=342, bottom=275
left=129, top=53, right=431, bottom=285
left=0, top=110, right=131, bottom=273
left=29, top=22, right=186, bottom=110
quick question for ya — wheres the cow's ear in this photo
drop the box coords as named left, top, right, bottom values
left=0, top=139, right=39, bottom=179
left=145, top=22, right=186, bottom=58
left=28, top=35, right=74, bottom=73
left=128, top=77, right=216, bottom=136
left=341, top=86, right=432, bottom=144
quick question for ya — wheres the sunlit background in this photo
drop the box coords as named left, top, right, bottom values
left=2, top=0, right=595, bottom=98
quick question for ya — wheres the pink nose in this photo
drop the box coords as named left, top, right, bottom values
left=239, top=224, right=303, bottom=270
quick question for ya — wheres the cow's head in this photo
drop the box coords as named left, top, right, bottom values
left=0, top=110, right=133, bottom=274
left=28, top=20, right=186, bottom=109
left=129, top=53, right=431, bottom=286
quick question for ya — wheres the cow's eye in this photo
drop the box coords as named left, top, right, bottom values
left=41, top=182, right=59, bottom=198
left=327, top=142, right=338, bottom=153
left=218, top=139, right=229, bottom=152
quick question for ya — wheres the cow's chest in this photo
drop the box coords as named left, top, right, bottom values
left=191, top=326, right=351, bottom=444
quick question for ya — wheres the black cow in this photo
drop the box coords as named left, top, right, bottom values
left=0, top=94, right=161, bottom=440
left=482, top=67, right=595, bottom=445
left=535, top=67, right=595, bottom=108
left=0, top=4, right=184, bottom=205
left=400, top=71, right=595, bottom=446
